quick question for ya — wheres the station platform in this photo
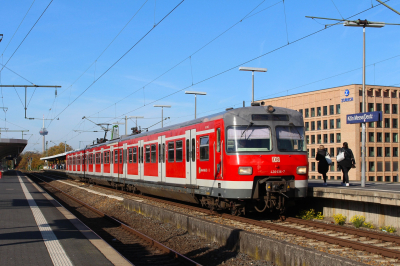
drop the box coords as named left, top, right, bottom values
left=0, top=171, right=131, bottom=266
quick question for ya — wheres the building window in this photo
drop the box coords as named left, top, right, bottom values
left=376, top=103, right=382, bottom=111
left=323, top=106, right=327, bottom=116
left=311, top=108, right=315, bottom=117
left=330, top=147, right=334, bottom=157
left=368, top=103, right=374, bottom=112
left=336, top=119, right=341, bottom=128
left=369, top=162, right=375, bottom=172
left=311, top=148, right=315, bottom=157
left=369, top=176, right=375, bottom=181
left=377, top=147, right=382, bottom=157
left=392, top=91, right=398, bottom=98
left=385, top=161, right=391, bottom=172
left=385, top=176, right=391, bottom=182
left=330, top=133, right=334, bottom=143
left=377, top=120, right=382, bottom=128
left=336, top=133, right=341, bottom=143
left=385, top=147, right=391, bottom=157
left=394, top=176, right=399, bottom=182
left=394, top=147, right=398, bottom=157
left=369, top=147, right=375, bottom=157
left=299, top=109, right=303, bottom=115
left=306, top=135, right=309, bottom=144
left=385, top=118, right=390, bottom=128
left=385, top=104, right=390, bottom=114
left=377, top=176, right=383, bottom=182
left=323, top=134, right=328, bottom=143
left=311, top=162, right=315, bottom=171
left=368, top=122, right=374, bottom=128
left=317, top=134, right=322, bottom=144
left=330, top=162, right=335, bottom=172
left=337, top=163, right=341, bottom=171
left=393, top=104, right=398, bottom=114
left=393, top=119, right=398, bottom=128
left=369, top=132, right=374, bottom=142
left=368, top=90, right=374, bottom=97
left=176, top=141, right=183, bottom=162
left=377, top=162, right=383, bottom=172
left=317, top=121, right=321, bottom=130
left=305, top=122, right=309, bottom=131
left=393, top=161, right=399, bottom=171
left=311, top=121, right=315, bottom=130
left=377, top=132, right=382, bottom=142
left=393, top=133, right=398, bottom=143
left=384, top=90, right=389, bottom=97
left=329, top=105, right=334, bottom=115
left=330, top=119, right=334, bottom=129
left=200, top=136, right=209, bottom=161
left=317, top=107, right=321, bottom=116
left=336, top=104, right=340, bottom=114
left=360, top=102, right=363, bottom=112
left=305, top=108, right=309, bottom=118
left=323, top=120, right=328, bottom=130
left=385, top=133, right=390, bottom=142
left=311, top=135, right=315, bottom=144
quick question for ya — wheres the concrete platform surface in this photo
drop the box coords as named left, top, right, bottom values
left=0, top=171, right=131, bottom=266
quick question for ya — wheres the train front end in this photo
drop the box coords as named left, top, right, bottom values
left=223, top=105, right=308, bottom=215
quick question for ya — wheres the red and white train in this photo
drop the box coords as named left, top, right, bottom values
left=66, top=105, right=308, bottom=215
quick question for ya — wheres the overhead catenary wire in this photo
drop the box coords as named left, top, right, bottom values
left=48, top=0, right=185, bottom=128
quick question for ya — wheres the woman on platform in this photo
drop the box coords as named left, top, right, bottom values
left=316, top=145, right=329, bottom=186
left=338, top=142, right=355, bottom=186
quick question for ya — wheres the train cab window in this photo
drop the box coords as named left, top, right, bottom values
left=163, top=144, right=165, bottom=163
left=191, top=139, right=195, bottom=162
left=151, top=144, right=156, bottom=163
left=168, top=142, right=175, bottom=162
left=128, top=148, right=133, bottom=163
left=226, top=126, right=271, bottom=152
left=200, top=136, right=209, bottom=161
left=276, top=126, right=306, bottom=152
left=186, top=140, right=189, bottom=162
left=114, top=150, right=118, bottom=164
left=133, top=147, right=137, bottom=163
left=145, top=146, right=151, bottom=163
left=217, top=128, right=221, bottom=152
left=176, top=141, right=183, bottom=162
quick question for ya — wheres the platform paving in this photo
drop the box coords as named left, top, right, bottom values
left=0, top=171, right=130, bottom=266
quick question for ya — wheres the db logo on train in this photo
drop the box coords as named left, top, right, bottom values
left=272, top=157, right=280, bottom=162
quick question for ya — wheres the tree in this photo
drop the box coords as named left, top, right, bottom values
left=47, top=142, right=73, bottom=156
left=17, top=151, right=43, bottom=170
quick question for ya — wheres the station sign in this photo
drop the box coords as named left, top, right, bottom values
left=346, top=111, right=382, bottom=124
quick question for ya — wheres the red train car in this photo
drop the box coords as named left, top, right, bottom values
left=66, top=105, right=308, bottom=215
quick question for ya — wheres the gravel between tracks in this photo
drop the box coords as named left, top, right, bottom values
left=37, top=177, right=273, bottom=266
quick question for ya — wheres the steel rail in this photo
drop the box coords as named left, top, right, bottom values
left=40, top=171, right=400, bottom=259
left=28, top=173, right=202, bottom=266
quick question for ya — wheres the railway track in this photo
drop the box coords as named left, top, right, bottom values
left=36, top=171, right=400, bottom=264
left=27, top=172, right=201, bottom=266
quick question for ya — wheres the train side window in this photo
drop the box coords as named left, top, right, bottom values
left=114, top=150, right=118, bottom=164
left=128, top=148, right=133, bottom=163
left=192, top=138, right=195, bottom=162
left=176, top=140, right=183, bottom=162
left=101, top=153, right=103, bottom=164
left=200, top=136, right=209, bottom=161
left=141, top=147, right=143, bottom=163
left=186, top=139, right=189, bottom=162
left=163, top=144, right=165, bottom=163
left=168, top=142, right=175, bottom=162
left=119, top=149, right=122, bottom=164
left=158, top=144, right=161, bottom=162
left=145, top=146, right=151, bottom=163
left=133, top=147, right=137, bottom=163
left=217, top=128, right=221, bottom=152
left=151, top=144, right=156, bottom=163
left=110, top=151, right=113, bottom=164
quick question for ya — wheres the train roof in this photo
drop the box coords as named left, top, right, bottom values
left=68, top=106, right=301, bottom=154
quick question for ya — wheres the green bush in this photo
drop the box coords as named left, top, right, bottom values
left=380, top=225, right=397, bottom=233
left=297, top=209, right=324, bottom=220
left=350, top=215, right=365, bottom=228
left=333, top=214, right=347, bottom=225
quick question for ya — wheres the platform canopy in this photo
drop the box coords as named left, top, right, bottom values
left=40, top=152, right=69, bottom=161
left=0, top=138, right=28, bottom=160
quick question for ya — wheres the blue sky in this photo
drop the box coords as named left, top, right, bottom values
left=0, top=0, right=399, bottom=152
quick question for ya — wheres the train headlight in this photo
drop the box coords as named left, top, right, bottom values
left=296, top=166, right=307, bottom=175
left=238, top=167, right=252, bottom=175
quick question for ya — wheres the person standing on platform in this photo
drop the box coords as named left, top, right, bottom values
left=316, top=145, right=329, bottom=186
left=338, top=142, right=355, bottom=187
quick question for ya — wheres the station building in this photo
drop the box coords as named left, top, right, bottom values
left=259, top=84, right=400, bottom=182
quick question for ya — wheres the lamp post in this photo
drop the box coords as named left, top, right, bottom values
left=344, top=19, right=385, bottom=188
left=125, top=116, right=144, bottom=135
left=154, top=105, right=171, bottom=128
left=239, top=66, right=267, bottom=103
left=185, top=91, right=206, bottom=119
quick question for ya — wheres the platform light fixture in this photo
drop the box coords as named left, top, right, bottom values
left=154, top=105, right=171, bottom=128
left=185, top=91, right=207, bottom=119
left=239, top=67, right=267, bottom=103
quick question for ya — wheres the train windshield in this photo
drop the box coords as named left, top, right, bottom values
left=226, top=126, right=271, bottom=152
left=276, top=126, right=306, bottom=152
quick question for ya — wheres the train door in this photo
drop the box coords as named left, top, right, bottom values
left=138, top=140, right=144, bottom=180
left=185, top=129, right=197, bottom=185
left=118, top=148, right=123, bottom=176
left=215, top=124, right=222, bottom=179
left=122, top=143, right=127, bottom=179
left=101, top=148, right=104, bottom=176
left=110, top=146, right=114, bottom=175
left=157, top=136, right=166, bottom=182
